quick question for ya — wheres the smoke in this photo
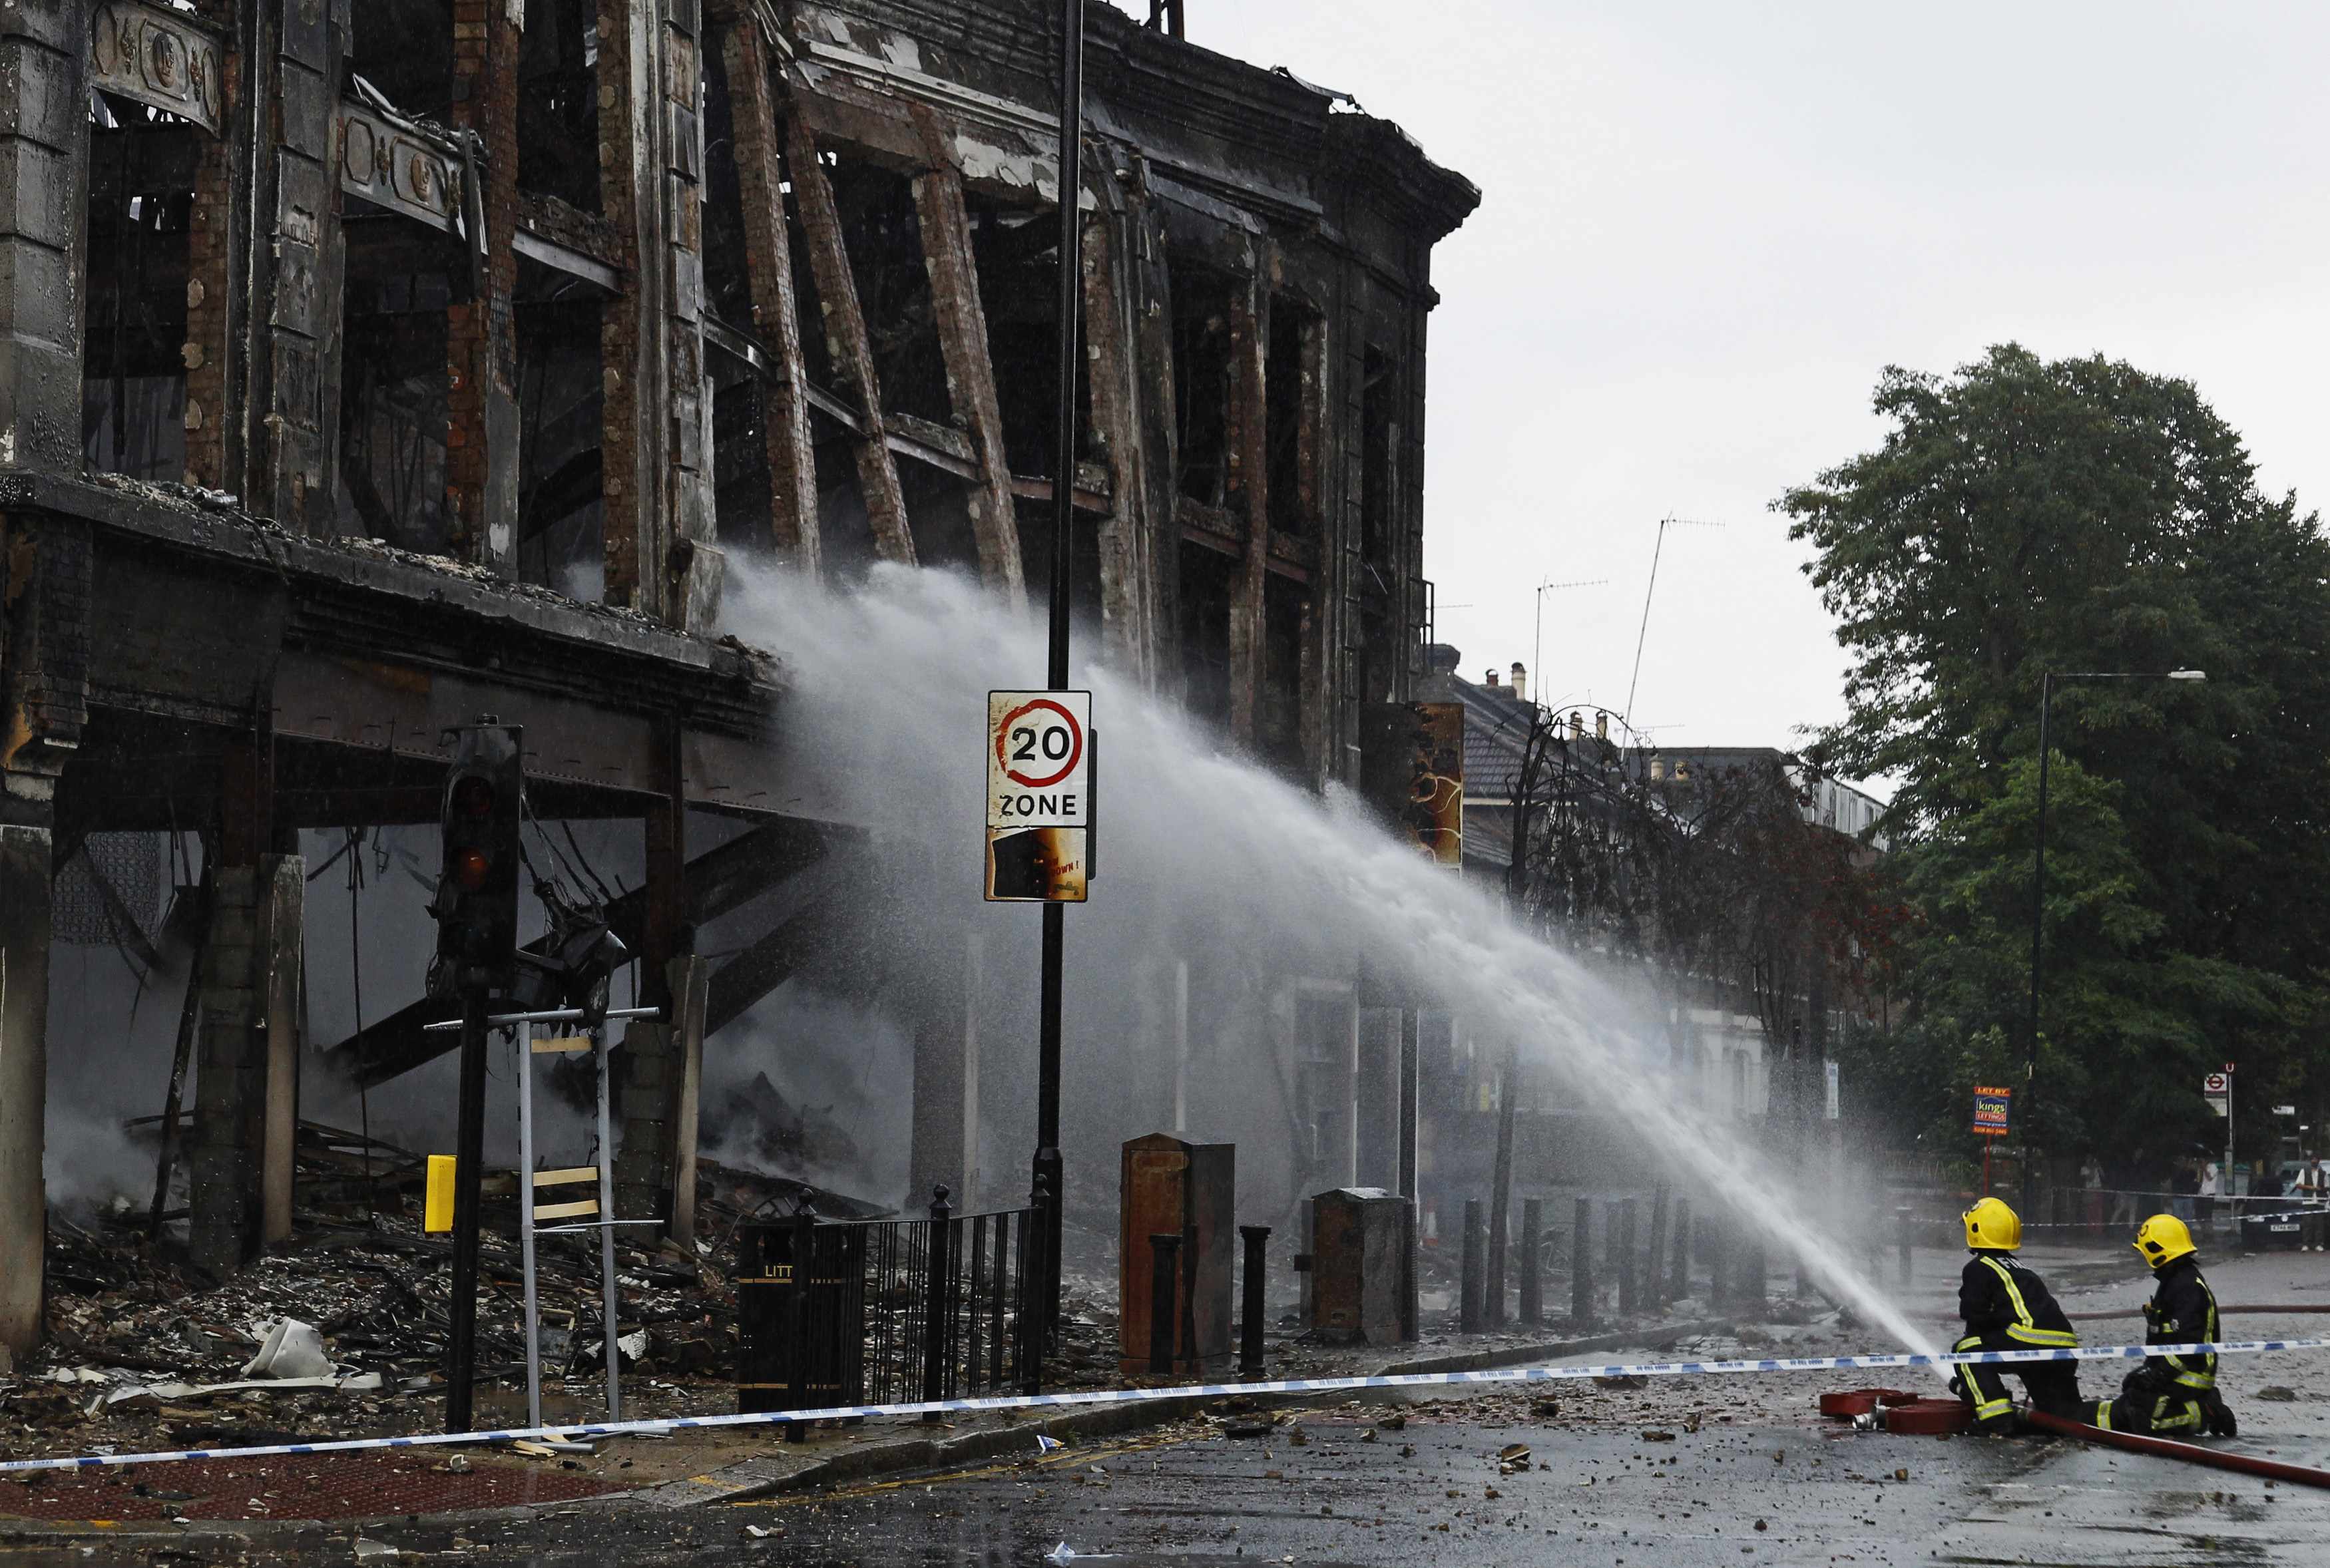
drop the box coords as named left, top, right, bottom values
left=718, top=560, right=1942, bottom=1358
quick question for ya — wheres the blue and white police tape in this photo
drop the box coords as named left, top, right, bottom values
left=3, top=1336, right=2323, bottom=1476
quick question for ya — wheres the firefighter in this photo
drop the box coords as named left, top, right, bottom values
left=1949, top=1197, right=2086, bottom=1433
left=2095, top=1213, right=2236, bottom=1437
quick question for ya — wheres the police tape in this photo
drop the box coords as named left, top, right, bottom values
left=3, top=1336, right=2325, bottom=1477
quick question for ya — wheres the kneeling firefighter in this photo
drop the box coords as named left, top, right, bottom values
left=2093, top=1214, right=2235, bottom=1437
left=1951, top=1198, right=2086, bottom=1433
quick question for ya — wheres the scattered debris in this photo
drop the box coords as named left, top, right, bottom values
left=2257, top=1386, right=2300, bottom=1402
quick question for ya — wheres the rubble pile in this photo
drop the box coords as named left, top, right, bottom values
left=2, top=1133, right=903, bottom=1465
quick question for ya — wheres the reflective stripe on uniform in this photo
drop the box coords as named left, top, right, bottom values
left=2173, top=1370, right=2217, bottom=1391
left=2093, top=1400, right=2114, bottom=1430
left=1981, top=1256, right=2076, bottom=1348
left=1975, top=1396, right=2014, bottom=1420
left=1954, top=1335, right=1984, bottom=1352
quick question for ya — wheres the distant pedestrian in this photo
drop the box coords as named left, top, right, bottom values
left=2198, top=1163, right=2218, bottom=1226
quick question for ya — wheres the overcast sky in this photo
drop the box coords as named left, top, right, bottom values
left=1102, top=1, right=2330, bottom=789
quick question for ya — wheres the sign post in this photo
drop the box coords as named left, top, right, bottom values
left=2208, top=1064, right=2235, bottom=1215
left=1972, top=1085, right=2012, bottom=1197
left=985, top=691, right=1092, bottom=902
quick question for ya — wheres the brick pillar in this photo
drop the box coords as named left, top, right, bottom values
left=0, top=823, right=53, bottom=1356
left=181, top=1, right=235, bottom=490
left=598, top=0, right=720, bottom=622
left=446, top=0, right=521, bottom=569
left=0, top=1, right=92, bottom=475
left=180, top=0, right=342, bottom=526
left=188, top=721, right=284, bottom=1276
left=0, top=510, right=91, bottom=1361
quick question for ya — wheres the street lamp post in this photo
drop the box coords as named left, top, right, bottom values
left=2024, top=668, right=2206, bottom=1216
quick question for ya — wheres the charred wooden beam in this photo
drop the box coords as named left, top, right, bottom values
left=785, top=106, right=917, bottom=565
left=1080, top=214, right=1156, bottom=683
left=718, top=5, right=823, bottom=572
left=327, top=815, right=833, bottom=1087
left=909, top=106, right=1025, bottom=606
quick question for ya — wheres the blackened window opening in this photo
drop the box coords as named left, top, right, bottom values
left=967, top=192, right=1088, bottom=479
left=1260, top=574, right=1306, bottom=775
left=337, top=202, right=467, bottom=551
left=351, top=0, right=454, bottom=122
left=83, top=95, right=193, bottom=481
left=1171, top=264, right=1233, bottom=507
left=828, top=155, right=951, bottom=429
left=1178, top=542, right=1236, bottom=727
left=514, top=260, right=606, bottom=595
left=698, top=22, right=750, bottom=329
left=517, top=0, right=602, bottom=212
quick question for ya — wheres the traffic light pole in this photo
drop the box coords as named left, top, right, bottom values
left=1033, top=0, right=1084, bottom=1339
left=444, top=988, right=490, bottom=1430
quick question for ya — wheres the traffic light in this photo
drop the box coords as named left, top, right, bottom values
left=431, top=719, right=523, bottom=998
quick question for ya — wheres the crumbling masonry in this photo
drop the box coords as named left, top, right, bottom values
left=0, top=0, right=1473, bottom=1354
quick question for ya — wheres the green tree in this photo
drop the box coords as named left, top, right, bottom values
left=1783, top=345, right=2330, bottom=1167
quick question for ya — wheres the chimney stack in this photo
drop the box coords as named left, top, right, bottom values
left=1595, top=711, right=1608, bottom=741
left=1568, top=711, right=1584, bottom=741
left=1483, top=668, right=1499, bottom=689
left=1510, top=663, right=1527, bottom=703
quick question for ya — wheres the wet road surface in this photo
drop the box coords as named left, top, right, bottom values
left=8, top=1384, right=2329, bottom=1567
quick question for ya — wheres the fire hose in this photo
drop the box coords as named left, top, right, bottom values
left=2022, top=1408, right=2330, bottom=1490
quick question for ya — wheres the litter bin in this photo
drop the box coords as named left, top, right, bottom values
left=1307, top=1186, right=1406, bottom=1345
left=736, top=1216, right=864, bottom=1413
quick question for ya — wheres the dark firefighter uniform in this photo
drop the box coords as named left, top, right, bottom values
left=1951, top=1198, right=2085, bottom=1432
left=2094, top=1214, right=2235, bottom=1437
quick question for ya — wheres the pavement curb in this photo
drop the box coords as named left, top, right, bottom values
left=684, top=1315, right=1743, bottom=1505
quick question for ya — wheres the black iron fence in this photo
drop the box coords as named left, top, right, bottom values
left=737, top=1185, right=1046, bottom=1419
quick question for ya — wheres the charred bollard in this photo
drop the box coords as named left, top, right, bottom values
left=1461, top=1199, right=1487, bottom=1332
left=1645, top=1186, right=1670, bottom=1312
left=1668, top=1197, right=1691, bottom=1302
left=1616, top=1197, right=1640, bottom=1316
left=1897, top=1205, right=1913, bottom=1288
left=1238, top=1225, right=1270, bottom=1379
left=1570, top=1197, right=1594, bottom=1329
left=1518, top=1198, right=1544, bottom=1325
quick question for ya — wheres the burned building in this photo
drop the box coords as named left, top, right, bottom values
left=0, top=0, right=1473, bottom=1354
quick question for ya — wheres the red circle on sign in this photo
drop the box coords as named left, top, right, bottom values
left=997, top=698, right=1084, bottom=790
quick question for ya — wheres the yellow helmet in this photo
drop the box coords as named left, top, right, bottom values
left=2134, top=1213, right=2196, bottom=1270
left=1963, top=1197, right=2021, bottom=1252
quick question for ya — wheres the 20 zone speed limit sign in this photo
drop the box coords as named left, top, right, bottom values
left=986, top=690, right=1091, bottom=903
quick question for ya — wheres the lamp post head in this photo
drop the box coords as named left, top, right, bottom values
left=2168, top=670, right=2208, bottom=682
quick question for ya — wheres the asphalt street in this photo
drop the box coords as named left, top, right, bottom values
left=5, top=1247, right=2328, bottom=1565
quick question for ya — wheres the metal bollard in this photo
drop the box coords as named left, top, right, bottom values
left=1617, top=1197, right=1640, bottom=1316
left=1238, top=1225, right=1271, bottom=1378
left=1461, top=1199, right=1487, bottom=1332
left=1708, top=1219, right=1730, bottom=1309
left=1518, top=1198, right=1544, bottom=1325
left=1738, top=1233, right=1765, bottom=1310
left=1645, top=1186, right=1670, bottom=1312
left=1668, top=1197, right=1691, bottom=1302
left=1896, top=1205, right=1913, bottom=1288
left=1570, top=1196, right=1594, bottom=1329
left=1148, top=1233, right=1182, bottom=1375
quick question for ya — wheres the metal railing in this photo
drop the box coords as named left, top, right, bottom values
left=738, top=1185, right=1046, bottom=1422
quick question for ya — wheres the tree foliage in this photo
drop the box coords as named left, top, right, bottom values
left=1785, top=345, right=2330, bottom=1169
